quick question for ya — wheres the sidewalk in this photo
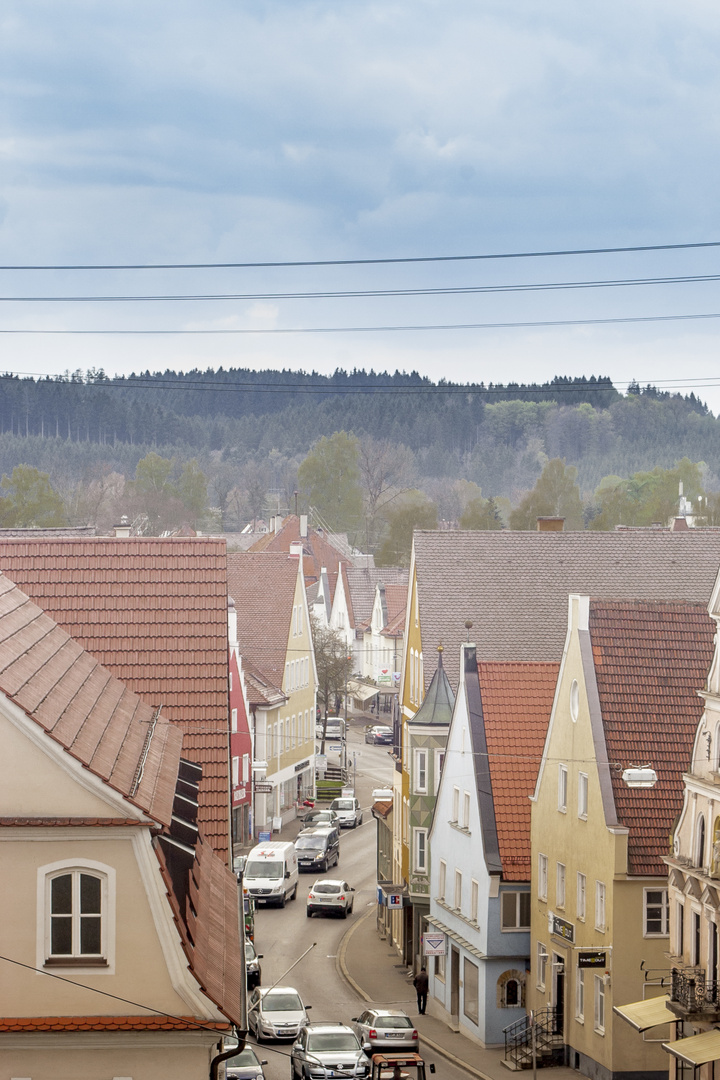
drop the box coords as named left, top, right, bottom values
left=336, top=909, right=578, bottom=1080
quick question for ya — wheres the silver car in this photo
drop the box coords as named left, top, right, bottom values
left=329, top=796, right=363, bottom=828
left=306, top=878, right=355, bottom=918
left=350, top=1009, right=419, bottom=1054
left=291, top=1022, right=370, bottom=1080
left=248, top=986, right=310, bottom=1042
left=223, top=1043, right=268, bottom=1080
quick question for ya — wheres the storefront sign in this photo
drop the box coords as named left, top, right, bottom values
left=423, top=933, right=446, bottom=956
left=549, top=912, right=575, bottom=943
left=578, top=951, right=606, bottom=968
left=294, top=759, right=310, bottom=773
left=254, top=781, right=273, bottom=793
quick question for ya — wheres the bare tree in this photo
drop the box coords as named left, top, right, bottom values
left=358, top=437, right=415, bottom=550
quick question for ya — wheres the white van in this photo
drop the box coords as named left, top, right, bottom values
left=244, top=842, right=299, bottom=907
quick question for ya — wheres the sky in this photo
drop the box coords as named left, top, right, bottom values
left=2, top=1, right=720, bottom=409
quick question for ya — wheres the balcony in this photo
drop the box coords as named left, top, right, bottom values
left=668, top=967, right=720, bottom=1021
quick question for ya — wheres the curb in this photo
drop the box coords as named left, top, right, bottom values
left=336, top=911, right=494, bottom=1080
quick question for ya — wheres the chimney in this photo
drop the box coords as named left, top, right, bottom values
left=289, top=541, right=303, bottom=558
left=114, top=515, right=132, bottom=538
left=300, top=514, right=308, bottom=538
left=536, top=517, right=564, bottom=532
left=227, top=595, right=238, bottom=648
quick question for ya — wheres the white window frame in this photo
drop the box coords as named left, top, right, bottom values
left=463, top=791, right=471, bottom=829
left=501, top=891, right=531, bottom=931
left=242, top=753, right=250, bottom=783
left=413, top=828, right=428, bottom=874
left=595, top=881, right=606, bottom=932
left=577, top=872, right=586, bottom=921
left=575, top=968, right=585, bottom=1022
left=434, top=749, right=445, bottom=794
left=38, top=859, right=116, bottom=974
left=594, top=974, right=605, bottom=1034
left=556, top=863, right=566, bottom=909
left=231, top=707, right=238, bottom=733
left=538, top=853, right=548, bottom=902
left=471, top=879, right=479, bottom=924
left=537, top=942, right=548, bottom=990
left=451, top=786, right=460, bottom=823
left=414, top=749, right=428, bottom=795
left=558, top=764, right=568, bottom=812
left=232, top=756, right=239, bottom=787
left=438, top=860, right=447, bottom=902
left=578, top=772, right=588, bottom=819
left=454, top=870, right=463, bottom=912
left=644, top=888, right=669, bottom=937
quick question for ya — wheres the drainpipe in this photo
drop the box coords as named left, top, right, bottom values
left=210, top=1026, right=246, bottom=1080
left=209, top=864, right=249, bottom=1079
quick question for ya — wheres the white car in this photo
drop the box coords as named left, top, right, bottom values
left=329, top=795, right=363, bottom=828
left=306, top=878, right=355, bottom=918
left=248, top=986, right=310, bottom=1042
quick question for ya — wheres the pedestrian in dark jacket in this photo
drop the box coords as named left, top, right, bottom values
left=413, top=967, right=429, bottom=1015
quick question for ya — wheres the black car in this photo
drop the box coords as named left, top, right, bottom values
left=246, top=940, right=263, bottom=989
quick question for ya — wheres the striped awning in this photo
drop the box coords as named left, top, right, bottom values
left=613, top=995, right=673, bottom=1032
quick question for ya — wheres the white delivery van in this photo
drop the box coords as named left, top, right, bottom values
left=243, top=841, right=299, bottom=907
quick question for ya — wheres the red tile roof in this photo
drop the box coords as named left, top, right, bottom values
left=247, top=514, right=352, bottom=586
left=479, top=662, right=560, bottom=881
left=589, top=599, right=715, bottom=876
left=413, top=530, right=720, bottom=690
left=0, top=1015, right=230, bottom=1032
left=227, top=552, right=298, bottom=690
left=0, top=538, right=230, bottom=860
left=0, top=575, right=182, bottom=825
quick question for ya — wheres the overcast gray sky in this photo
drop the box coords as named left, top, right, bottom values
left=2, top=1, right=720, bottom=408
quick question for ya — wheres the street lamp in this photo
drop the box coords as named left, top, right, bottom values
left=621, top=765, right=657, bottom=788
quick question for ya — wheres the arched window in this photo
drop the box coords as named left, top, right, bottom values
left=39, top=859, right=115, bottom=971
left=696, top=814, right=707, bottom=868
left=497, top=969, right=526, bottom=1009
left=505, top=979, right=520, bottom=1007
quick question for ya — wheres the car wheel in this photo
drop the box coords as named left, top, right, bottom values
left=349, top=901, right=354, bottom=914
left=279, top=892, right=286, bottom=909
left=306, top=908, right=312, bottom=918
left=291, top=883, right=298, bottom=900
left=341, top=905, right=347, bottom=918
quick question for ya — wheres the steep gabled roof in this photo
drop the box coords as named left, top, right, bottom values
left=345, top=566, right=409, bottom=628
left=247, top=514, right=357, bottom=586
left=588, top=599, right=714, bottom=876
left=0, top=537, right=230, bottom=860
left=227, top=551, right=298, bottom=690
left=0, top=574, right=182, bottom=824
left=478, top=661, right=560, bottom=882
left=413, top=530, right=720, bottom=690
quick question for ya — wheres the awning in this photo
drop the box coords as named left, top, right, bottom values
left=663, top=1029, right=720, bottom=1066
left=613, top=995, right=673, bottom=1032
left=346, top=681, right=379, bottom=703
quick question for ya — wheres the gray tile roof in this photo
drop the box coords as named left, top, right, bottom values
left=345, top=566, right=409, bottom=627
left=413, top=529, right=720, bottom=690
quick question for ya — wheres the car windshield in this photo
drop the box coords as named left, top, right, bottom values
left=296, top=836, right=324, bottom=851
left=246, top=859, right=283, bottom=879
left=263, top=992, right=303, bottom=1012
left=313, top=883, right=341, bottom=894
left=308, top=1033, right=359, bottom=1052
left=226, top=1048, right=259, bottom=1067
left=332, top=800, right=354, bottom=810
left=375, top=1016, right=413, bottom=1029
left=245, top=943, right=256, bottom=960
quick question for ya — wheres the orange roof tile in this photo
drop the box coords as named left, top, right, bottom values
left=0, top=575, right=182, bottom=825
left=479, top=661, right=560, bottom=882
left=0, top=1015, right=230, bottom=1032
left=0, top=538, right=230, bottom=860
left=227, top=552, right=298, bottom=690
left=589, top=599, right=714, bottom=876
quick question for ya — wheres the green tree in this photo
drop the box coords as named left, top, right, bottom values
left=589, top=458, right=706, bottom=530
left=310, top=616, right=354, bottom=751
left=509, top=458, right=584, bottom=530
left=0, top=465, right=67, bottom=527
left=298, top=432, right=363, bottom=536
left=459, top=495, right=503, bottom=530
left=176, top=459, right=208, bottom=524
left=126, top=452, right=184, bottom=535
left=375, top=491, right=438, bottom=567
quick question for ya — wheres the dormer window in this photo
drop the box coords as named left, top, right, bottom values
left=39, top=860, right=115, bottom=970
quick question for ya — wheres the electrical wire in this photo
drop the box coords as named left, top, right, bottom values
left=4, top=310, right=720, bottom=334
left=3, top=270, right=720, bottom=302
left=2, top=237, right=720, bottom=271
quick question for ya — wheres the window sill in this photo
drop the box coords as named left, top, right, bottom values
left=501, top=926, right=531, bottom=933
left=450, top=822, right=471, bottom=836
left=45, top=956, right=108, bottom=967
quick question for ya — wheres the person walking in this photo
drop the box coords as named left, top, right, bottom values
left=413, top=966, right=429, bottom=1015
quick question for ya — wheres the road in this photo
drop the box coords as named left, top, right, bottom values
left=247, top=722, right=472, bottom=1080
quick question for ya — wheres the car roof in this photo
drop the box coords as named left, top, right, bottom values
left=259, top=985, right=300, bottom=996
left=304, top=1022, right=356, bottom=1033
left=364, top=1009, right=410, bottom=1017
left=311, top=878, right=345, bottom=887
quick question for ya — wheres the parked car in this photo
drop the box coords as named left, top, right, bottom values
left=329, top=795, right=363, bottom=828
left=223, top=1042, right=268, bottom=1080
left=365, top=725, right=393, bottom=745
left=306, top=878, right=355, bottom=918
left=316, top=716, right=345, bottom=741
left=295, top=825, right=340, bottom=873
left=248, top=986, right=310, bottom=1042
left=244, top=841, right=299, bottom=907
left=350, top=1010, right=419, bottom=1054
left=245, top=940, right=263, bottom=989
left=301, top=808, right=339, bottom=828
left=291, top=1022, right=370, bottom=1080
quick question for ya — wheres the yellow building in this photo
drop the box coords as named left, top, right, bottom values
left=529, top=594, right=713, bottom=1079
left=228, top=549, right=318, bottom=836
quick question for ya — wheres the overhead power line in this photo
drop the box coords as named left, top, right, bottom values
left=4, top=310, right=720, bottom=335
left=3, top=271, right=720, bottom=302
left=2, top=238, right=720, bottom=271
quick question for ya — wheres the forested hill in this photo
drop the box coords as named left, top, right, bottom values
left=0, top=368, right=718, bottom=501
